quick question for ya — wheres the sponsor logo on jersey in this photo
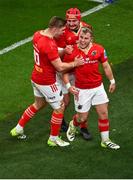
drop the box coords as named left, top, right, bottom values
left=84, top=57, right=98, bottom=64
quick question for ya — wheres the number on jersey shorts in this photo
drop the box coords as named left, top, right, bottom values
left=31, top=80, right=63, bottom=109
left=56, top=73, right=75, bottom=94
left=74, top=83, right=109, bottom=113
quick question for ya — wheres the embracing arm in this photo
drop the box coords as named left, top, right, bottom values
left=51, top=56, right=84, bottom=72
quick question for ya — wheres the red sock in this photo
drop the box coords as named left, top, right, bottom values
left=50, top=112, right=63, bottom=136
left=18, top=105, right=38, bottom=127
left=80, top=121, right=87, bottom=128
left=73, top=114, right=80, bottom=127
left=98, top=119, right=109, bottom=132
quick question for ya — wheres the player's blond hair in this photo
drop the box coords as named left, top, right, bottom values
left=81, top=27, right=94, bottom=42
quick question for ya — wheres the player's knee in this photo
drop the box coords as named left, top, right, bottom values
left=99, top=111, right=108, bottom=119
left=54, top=101, right=65, bottom=114
left=63, top=94, right=70, bottom=107
left=33, top=101, right=45, bottom=110
left=60, top=101, right=65, bottom=110
left=80, top=117, right=87, bottom=122
left=79, top=113, right=88, bottom=122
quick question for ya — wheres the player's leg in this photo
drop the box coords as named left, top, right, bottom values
left=93, top=84, right=120, bottom=149
left=67, top=112, right=91, bottom=141
left=61, top=93, right=70, bottom=132
left=10, top=96, right=46, bottom=139
left=48, top=101, right=70, bottom=147
left=95, top=103, right=120, bottom=149
left=56, top=73, right=69, bottom=132
left=43, top=82, right=70, bottom=147
left=75, top=88, right=92, bottom=140
left=67, top=88, right=92, bottom=141
left=78, top=112, right=92, bottom=140
left=10, top=81, right=47, bottom=139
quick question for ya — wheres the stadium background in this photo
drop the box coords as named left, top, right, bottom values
left=0, top=0, right=133, bottom=178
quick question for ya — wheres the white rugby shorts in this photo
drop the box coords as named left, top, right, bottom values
left=74, top=83, right=109, bottom=113
left=31, top=80, right=63, bottom=109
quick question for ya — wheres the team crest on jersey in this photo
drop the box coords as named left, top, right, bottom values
left=91, top=50, right=97, bottom=56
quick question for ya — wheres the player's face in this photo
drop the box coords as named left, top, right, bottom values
left=67, top=19, right=80, bottom=31
left=79, top=32, right=92, bottom=49
left=55, top=26, right=66, bottom=38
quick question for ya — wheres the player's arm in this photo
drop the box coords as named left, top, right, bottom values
left=62, top=72, right=79, bottom=95
left=102, top=61, right=116, bottom=93
left=51, top=56, right=84, bottom=72
left=58, top=45, right=73, bottom=58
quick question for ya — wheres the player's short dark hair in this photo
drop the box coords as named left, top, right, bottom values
left=48, top=16, right=66, bottom=28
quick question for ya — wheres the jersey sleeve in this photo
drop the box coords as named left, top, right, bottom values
left=100, top=48, right=108, bottom=63
left=46, top=40, right=59, bottom=61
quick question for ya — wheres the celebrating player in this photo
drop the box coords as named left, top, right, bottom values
left=55, top=8, right=92, bottom=140
left=63, top=27, right=120, bottom=149
left=10, top=16, right=84, bottom=147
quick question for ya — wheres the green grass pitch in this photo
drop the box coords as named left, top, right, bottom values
left=0, top=0, right=133, bottom=178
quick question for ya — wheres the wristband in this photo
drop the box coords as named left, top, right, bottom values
left=110, top=79, right=115, bottom=84
left=58, top=47, right=64, bottom=51
left=66, top=83, right=71, bottom=89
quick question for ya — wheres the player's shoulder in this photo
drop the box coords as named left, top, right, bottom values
left=93, top=43, right=105, bottom=51
left=81, top=21, right=92, bottom=29
left=33, top=30, right=42, bottom=38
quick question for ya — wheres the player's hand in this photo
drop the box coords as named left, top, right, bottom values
left=74, top=55, right=84, bottom=67
left=69, top=86, right=79, bottom=95
left=65, top=45, right=73, bottom=54
left=109, top=83, right=116, bottom=93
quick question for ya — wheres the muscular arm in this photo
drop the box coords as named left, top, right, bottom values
left=62, top=72, right=70, bottom=84
left=102, top=61, right=114, bottom=81
left=102, top=61, right=116, bottom=93
left=51, top=57, right=75, bottom=72
left=51, top=55, right=84, bottom=72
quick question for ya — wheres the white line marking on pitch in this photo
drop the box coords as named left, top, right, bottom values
left=0, top=2, right=109, bottom=55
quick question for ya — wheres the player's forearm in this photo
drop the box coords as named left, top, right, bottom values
left=62, top=73, right=70, bottom=84
left=103, top=62, right=115, bottom=82
left=62, top=73, right=72, bottom=89
left=57, top=62, right=75, bottom=72
left=104, top=68, right=114, bottom=81
left=52, top=57, right=75, bottom=72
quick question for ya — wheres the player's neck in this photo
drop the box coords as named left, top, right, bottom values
left=40, top=29, right=53, bottom=38
left=79, top=42, right=93, bottom=54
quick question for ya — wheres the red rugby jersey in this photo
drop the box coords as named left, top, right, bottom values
left=63, top=43, right=108, bottom=89
left=31, top=31, right=59, bottom=85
